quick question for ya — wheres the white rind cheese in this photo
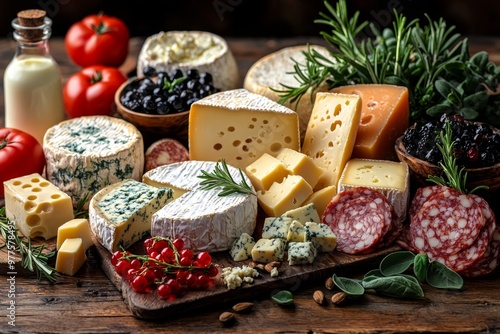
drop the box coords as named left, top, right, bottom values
left=243, top=45, right=331, bottom=141
left=43, top=116, right=144, bottom=208
left=149, top=161, right=258, bottom=253
left=137, top=30, right=239, bottom=91
left=189, top=89, right=300, bottom=169
left=89, top=179, right=173, bottom=253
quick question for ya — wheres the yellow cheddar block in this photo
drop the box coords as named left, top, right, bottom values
left=55, top=238, right=87, bottom=276
left=257, top=175, right=313, bottom=217
left=331, top=84, right=409, bottom=160
left=57, top=219, right=93, bottom=251
left=3, top=173, right=74, bottom=240
left=276, top=148, right=324, bottom=189
left=302, top=185, right=337, bottom=218
left=302, top=93, right=361, bottom=190
left=245, top=153, right=289, bottom=191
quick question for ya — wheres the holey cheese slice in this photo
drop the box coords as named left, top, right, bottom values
left=243, top=45, right=330, bottom=141
left=89, top=179, right=173, bottom=253
left=189, top=89, right=300, bottom=169
left=147, top=161, right=258, bottom=253
left=331, top=84, right=409, bottom=160
left=43, top=116, right=144, bottom=208
left=302, top=92, right=362, bottom=190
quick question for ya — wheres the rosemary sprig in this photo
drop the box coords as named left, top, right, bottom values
left=0, top=207, right=58, bottom=283
left=74, top=193, right=90, bottom=219
left=198, top=159, right=256, bottom=197
left=427, top=121, right=488, bottom=194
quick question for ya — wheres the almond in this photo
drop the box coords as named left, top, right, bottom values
left=325, top=277, right=335, bottom=290
left=313, top=290, right=325, bottom=305
left=219, top=311, right=235, bottom=324
left=265, top=261, right=281, bottom=273
left=331, top=291, right=348, bottom=306
left=232, top=302, right=254, bottom=313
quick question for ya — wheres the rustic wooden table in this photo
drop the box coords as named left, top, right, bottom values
left=1, top=36, right=500, bottom=334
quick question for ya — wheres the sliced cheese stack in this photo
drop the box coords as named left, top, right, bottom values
left=302, top=92, right=362, bottom=190
left=89, top=179, right=173, bottom=253
left=331, top=84, right=409, bottom=160
left=189, top=89, right=300, bottom=170
left=137, top=30, right=239, bottom=91
left=338, top=158, right=410, bottom=222
left=243, top=45, right=331, bottom=141
left=3, top=173, right=74, bottom=240
left=43, top=116, right=144, bottom=208
left=145, top=161, right=258, bottom=253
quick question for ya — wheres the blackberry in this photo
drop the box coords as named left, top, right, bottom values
left=121, top=68, right=220, bottom=115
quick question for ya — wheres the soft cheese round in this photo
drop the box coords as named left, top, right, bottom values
left=146, top=160, right=258, bottom=253
left=43, top=116, right=144, bottom=208
left=243, top=45, right=331, bottom=141
left=137, top=30, right=239, bottom=91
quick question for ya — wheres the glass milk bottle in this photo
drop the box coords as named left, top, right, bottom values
left=4, top=9, right=66, bottom=145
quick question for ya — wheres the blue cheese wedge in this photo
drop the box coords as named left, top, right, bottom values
left=149, top=161, right=258, bottom=253
left=262, top=216, right=293, bottom=239
left=89, top=179, right=173, bottom=253
left=230, top=233, right=256, bottom=261
left=288, top=241, right=317, bottom=265
left=304, top=222, right=337, bottom=253
left=287, top=220, right=305, bottom=243
left=281, top=203, right=321, bottom=224
left=251, top=238, right=286, bottom=263
left=43, top=116, right=144, bottom=208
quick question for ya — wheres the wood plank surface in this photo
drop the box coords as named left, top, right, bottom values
left=1, top=36, right=500, bottom=333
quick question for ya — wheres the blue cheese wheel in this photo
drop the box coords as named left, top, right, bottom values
left=43, top=116, right=144, bottom=208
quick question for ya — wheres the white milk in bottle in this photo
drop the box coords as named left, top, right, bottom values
left=4, top=9, right=66, bottom=145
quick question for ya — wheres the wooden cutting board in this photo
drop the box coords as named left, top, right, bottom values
left=93, top=233, right=399, bottom=320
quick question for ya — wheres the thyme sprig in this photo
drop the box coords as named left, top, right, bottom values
left=427, top=121, right=488, bottom=194
left=198, top=159, right=256, bottom=197
left=0, top=207, right=58, bottom=283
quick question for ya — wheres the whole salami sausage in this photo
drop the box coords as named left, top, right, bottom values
left=145, top=138, right=189, bottom=171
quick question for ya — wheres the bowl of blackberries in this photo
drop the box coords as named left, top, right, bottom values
left=115, top=66, right=220, bottom=138
left=395, top=114, right=500, bottom=194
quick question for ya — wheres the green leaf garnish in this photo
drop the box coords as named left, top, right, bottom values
left=271, top=290, right=294, bottom=305
left=413, top=253, right=429, bottom=283
left=426, top=261, right=463, bottom=289
left=198, top=159, right=256, bottom=197
left=379, top=250, right=415, bottom=276
left=362, top=275, right=424, bottom=299
left=332, top=274, right=365, bottom=297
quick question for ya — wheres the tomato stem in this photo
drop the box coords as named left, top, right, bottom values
left=91, top=12, right=111, bottom=35
left=90, top=71, right=103, bottom=85
left=0, top=132, right=10, bottom=150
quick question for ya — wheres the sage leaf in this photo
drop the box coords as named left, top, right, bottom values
left=364, top=269, right=384, bottom=279
left=379, top=251, right=415, bottom=276
left=426, top=261, right=463, bottom=290
left=362, top=275, right=424, bottom=299
left=332, top=274, right=365, bottom=297
left=413, top=253, right=429, bottom=283
left=271, top=290, right=294, bottom=306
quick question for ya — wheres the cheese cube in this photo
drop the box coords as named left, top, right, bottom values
left=251, top=238, right=286, bottom=263
left=230, top=233, right=256, bottom=261
left=245, top=153, right=289, bottom=191
left=276, top=148, right=324, bottom=189
left=281, top=203, right=321, bottom=224
left=331, top=84, right=409, bottom=160
left=302, top=93, right=362, bottom=190
left=3, top=173, right=74, bottom=240
left=189, top=89, right=300, bottom=169
left=89, top=180, right=173, bottom=253
left=302, top=185, right=337, bottom=218
left=338, top=158, right=409, bottom=222
left=287, top=220, right=305, bottom=243
left=257, top=175, right=313, bottom=217
left=305, top=222, right=337, bottom=252
left=57, top=218, right=93, bottom=250
left=288, top=242, right=317, bottom=265
left=262, top=216, right=293, bottom=239
left=55, top=238, right=87, bottom=276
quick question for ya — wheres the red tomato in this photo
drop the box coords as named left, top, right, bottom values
left=65, top=13, right=129, bottom=68
left=63, top=65, right=127, bottom=118
left=0, top=128, right=45, bottom=197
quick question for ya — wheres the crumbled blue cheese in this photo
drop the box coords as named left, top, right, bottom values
left=221, top=265, right=259, bottom=289
left=230, top=233, right=256, bottom=261
left=262, top=216, right=292, bottom=239
left=288, top=241, right=317, bottom=265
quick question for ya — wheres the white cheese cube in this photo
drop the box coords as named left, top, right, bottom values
left=262, top=216, right=292, bottom=239
left=276, top=148, right=324, bottom=189
left=251, top=238, right=286, bottom=263
left=230, top=233, right=256, bottom=261
left=305, top=222, right=337, bottom=253
left=288, top=241, right=317, bottom=265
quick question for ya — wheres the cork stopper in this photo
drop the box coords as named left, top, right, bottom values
left=17, top=9, right=46, bottom=40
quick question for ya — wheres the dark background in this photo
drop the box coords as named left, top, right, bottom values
left=0, top=0, right=499, bottom=39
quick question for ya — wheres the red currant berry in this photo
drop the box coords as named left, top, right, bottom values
left=153, top=239, right=168, bottom=253
left=157, top=284, right=172, bottom=299
left=125, top=268, right=136, bottom=281
left=130, top=259, right=142, bottom=270
left=111, top=251, right=123, bottom=266
left=176, top=270, right=189, bottom=285
left=196, top=252, right=212, bottom=268
left=206, top=265, right=219, bottom=277
left=143, top=269, right=157, bottom=285
left=131, top=275, right=148, bottom=293
left=115, top=259, right=131, bottom=277
left=166, top=278, right=181, bottom=293
left=185, top=273, right=198, bottom=288
left=143, top=238, right=154, bottom=252
left=172, top=238, right=184, bottom=251
left=161, top=247, right=174, bottom=262
left=148, top=250, right=159, bottom=259
left=179, top=256, right=192, bottom=266
left=197, top=274, right=210, bottom=289
left=181, top=249, right=194, bottom=260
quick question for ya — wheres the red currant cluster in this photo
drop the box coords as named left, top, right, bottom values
left=111, top=236, right=218, bottom=300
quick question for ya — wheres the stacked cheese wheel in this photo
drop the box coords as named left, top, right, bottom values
left=397, top=185, right=499, bottom=278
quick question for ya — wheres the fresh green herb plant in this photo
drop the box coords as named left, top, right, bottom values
left=276, top=0, right=500, bottom=127
left=198, top=159, right=256, bottom=197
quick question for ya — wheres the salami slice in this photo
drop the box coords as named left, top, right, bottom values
left=461, top=227, right=500, bottom=278
left=323, top=188, right=393, bottom=254
left=470, top=194, right=496, bottom=241
left=408, top=185, right=451, bottom=219
left=410, top=188, right=484, bottom=257
left=396, top=224, right=419, bottom=254
left=145, top=138, right=189, bottom=171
